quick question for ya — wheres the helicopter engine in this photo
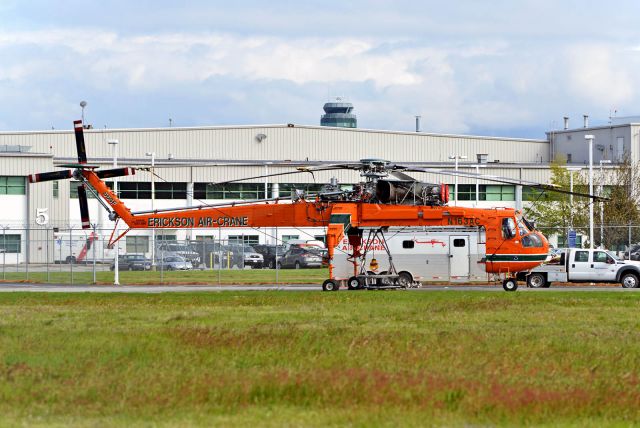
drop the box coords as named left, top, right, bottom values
left=375, top=180, right=449, bottom=206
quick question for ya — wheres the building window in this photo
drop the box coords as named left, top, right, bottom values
left=282, top=235, right=299, bottom=242
left=0, top=234, right=21, bottom=253
left=70, top=181, right=112, bottom=198
left=278, top=183, right=325, bottom=195
left=481, top=185, right=515, bottom=201
left=194, top=183, right=267, bottom=200
left=313, top=235, right=326, bottom=244
left=0, top=176, right=26, bottom=195
left=567, top=153, right=572, bottom=163
left=53, top=181, right=59, bottom=199
left=402, top=240, right=415, bottom=249
left=156, top=234, right=176, bottom=241
left=453, top=184, right=476, bottom=201
left=228, top=235, right=259, bottom=245
left=156, top=182, right=187, bottom=199
left=119, top=182, right=151, bottom=199
left=126, top=236, right=149, bottom=253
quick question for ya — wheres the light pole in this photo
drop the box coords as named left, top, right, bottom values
left=449, top=154, right=467, bottom=206
left=566, top=167, right=582, bottom=231
left=145, top=152, right=156, bottom=267
left=599, top=159, right=611, bottom=248
left=475, top=154, right=488, bottom=207
left=585, top=135, right=595, bottom=249
left=108, top=139, right=120, bottom=285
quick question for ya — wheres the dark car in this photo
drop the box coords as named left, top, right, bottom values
left=277, top=246, right=323, bottom=269
left=110, top=254, right=151, bottom=271
left=254, top=244, right=286, bottom=269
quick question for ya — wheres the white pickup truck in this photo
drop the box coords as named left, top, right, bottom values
left=517, top=248, right=640, bottom=288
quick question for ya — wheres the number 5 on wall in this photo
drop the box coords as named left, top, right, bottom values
left=35, top=208, right=49, bottom=225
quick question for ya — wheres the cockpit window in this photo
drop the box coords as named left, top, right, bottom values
left=522, top=233, right=543, bottom=247
left=502, top=218, right=517, bottom=239
left=518, top=220, right=529, bottom=237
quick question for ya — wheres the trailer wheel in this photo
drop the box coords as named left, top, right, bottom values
left=621, top=272, right=639, bottom=288
left=503, top=278, right=518, bottom=291
left=322, top=279, right=339, bottom=292
left=347, top=276, right=362, bottom=290
left=396, top=272, right=413, bottom=288
left=66, top=256, right=76, bottom=264
left=526, top=273, right=546, bottom=288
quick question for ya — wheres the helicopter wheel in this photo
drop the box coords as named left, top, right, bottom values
left=347, top=276, right=362, bottom=290
left=322, top=279, right=340, bottom=292
left=502, top=278, right=518, bottom=292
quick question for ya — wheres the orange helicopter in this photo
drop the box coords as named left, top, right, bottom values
left=28, top=120, right=604, bottom=291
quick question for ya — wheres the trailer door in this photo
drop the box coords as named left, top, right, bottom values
left=449, top=236, right=470, bottom=278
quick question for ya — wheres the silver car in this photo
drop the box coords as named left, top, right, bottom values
left=158, top=256, right=193, bottom=271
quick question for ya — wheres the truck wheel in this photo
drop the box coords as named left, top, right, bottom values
left=621, top=272, right=639, bottom=288
left=527, top=273, right=546, bottom=288
left=322, top=279, right=339, bottom=291
left=503, top=279, right=518, bottom=291
left=347, top=276, right=362, bottom=290
left=396, top=272, right=413, bottom=288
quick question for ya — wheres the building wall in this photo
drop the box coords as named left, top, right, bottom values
left=549, top=124, right=633, bottom=165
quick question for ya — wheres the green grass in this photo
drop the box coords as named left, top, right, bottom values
left=1, top=291, right=640, bottom=426
left=0, top=268, right=329, bottom=285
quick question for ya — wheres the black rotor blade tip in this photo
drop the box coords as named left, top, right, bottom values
left=77, top=184, right=91, bottom=229
left=74, top=120, right=88, bottom=164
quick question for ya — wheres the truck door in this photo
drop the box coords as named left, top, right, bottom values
left=592, top=250, right=618, bottom=281
left=569, top=250, right=591, bottom=281
left=449, top=236, right=470, bottom=278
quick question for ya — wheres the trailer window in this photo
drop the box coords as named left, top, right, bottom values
left=402, top=240, right=415, bottom=249
left=453, top=239, right=466, bottom=247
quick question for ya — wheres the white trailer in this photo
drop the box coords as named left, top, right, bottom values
left=332, top=226, right=487, bottom=287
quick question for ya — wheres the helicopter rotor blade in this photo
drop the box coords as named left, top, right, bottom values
left=28, top=170, right=73, bottom=183
left=403, top=166, right=609, bottom=201
left=96, top=167, right=136, bottom=179
left=77, top=184, right=91, bottom=229
left=209, top=166, right=346, bottom=186
left=73, top=120, right=88, bottom=164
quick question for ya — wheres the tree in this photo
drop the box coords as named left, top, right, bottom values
left=525, top=157, right=589, bottom=246
left=599, top=157, right=640, bottom=250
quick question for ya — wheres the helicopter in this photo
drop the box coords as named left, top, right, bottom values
left=28, top=120, right=606, bottom=291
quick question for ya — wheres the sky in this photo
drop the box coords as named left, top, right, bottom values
left=1, top=1, right=640, bottom=138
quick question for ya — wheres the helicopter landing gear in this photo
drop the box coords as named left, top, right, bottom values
left=322, top=279, right=340, bottom=292
left=502, top=278, right=518, bottom=292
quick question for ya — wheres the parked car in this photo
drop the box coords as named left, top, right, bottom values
left=157, top=256, right=193, bottom=271
left=110, top=254, right=151, bottom=271
left=277, top=246, right=323, bottom=269
left=227, top=244, right=264, bottom=269
left=624, top=245, right=640, bottom=261
left=156, top=242, right=201, bottom=265
left=253, top=244, right=286, bottom=269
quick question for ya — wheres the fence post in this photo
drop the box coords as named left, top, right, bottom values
left=92, top=224, right=97, bottom=285
left=69, top=228, right=73, bottom=285
left=46, top=227, right=50, bottom=283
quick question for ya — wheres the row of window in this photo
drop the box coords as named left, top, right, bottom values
left=0, top=235, right=21, bottom=253
left=0, top=177, right=25, bottom=195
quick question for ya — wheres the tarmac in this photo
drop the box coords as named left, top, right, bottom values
left=0, top=283, right=634, bottom=293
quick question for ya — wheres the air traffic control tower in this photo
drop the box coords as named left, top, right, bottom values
left=320, top=99, right=357, bottom=128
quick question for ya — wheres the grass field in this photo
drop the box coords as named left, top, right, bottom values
left=1, top=291, right=640, bottom=427
left=0, top=268, right=329, bottom=285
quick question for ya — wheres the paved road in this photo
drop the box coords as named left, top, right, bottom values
left=0, top=283, right=632, bottom=293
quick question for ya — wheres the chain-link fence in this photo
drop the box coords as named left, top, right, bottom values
left=0, top=227, right=319, bottom=285
left=538, top=225, right=640, bottom=256
left=3, top=225, right=640, bottom=285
